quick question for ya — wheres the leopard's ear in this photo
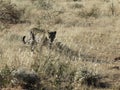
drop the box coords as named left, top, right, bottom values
left=22, top=36, right=26, bottom=44
left=48, top=31, right=56, bottom=43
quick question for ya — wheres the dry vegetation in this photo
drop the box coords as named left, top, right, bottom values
left=0, top=0, right=120, bottom=90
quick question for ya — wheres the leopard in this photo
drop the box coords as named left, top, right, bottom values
left=22, top=27, right=56, bottom=52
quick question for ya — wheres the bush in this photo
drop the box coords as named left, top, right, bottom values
left=78, top=6, right=100, bottom=19
left=0, top=22, right=9, bottom=31
left=11, top=68, right=40, bottom=89
left=66, top=0, right=82, bottom=2
left=33, top=0, right=54, bottom=10
left=73, top=0, right=82, bottom=1
left=71, top=3, right=84, bottom=9
left=74, top=67, right=101, bottom=87
left=0, top=0, right=23, bottom=24
left=31, top=56, right=75, bottom=90
left=0, top=66, right=40, bottom=89
left=109, top=2, right=116, bottom=16
left=0, top=65, right=12, bottom=88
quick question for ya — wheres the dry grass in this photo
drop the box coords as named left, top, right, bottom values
left=0, top=0, right=120, bottom=90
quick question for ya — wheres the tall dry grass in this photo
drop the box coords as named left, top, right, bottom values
left=0, top=0, right=120, bottom=90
